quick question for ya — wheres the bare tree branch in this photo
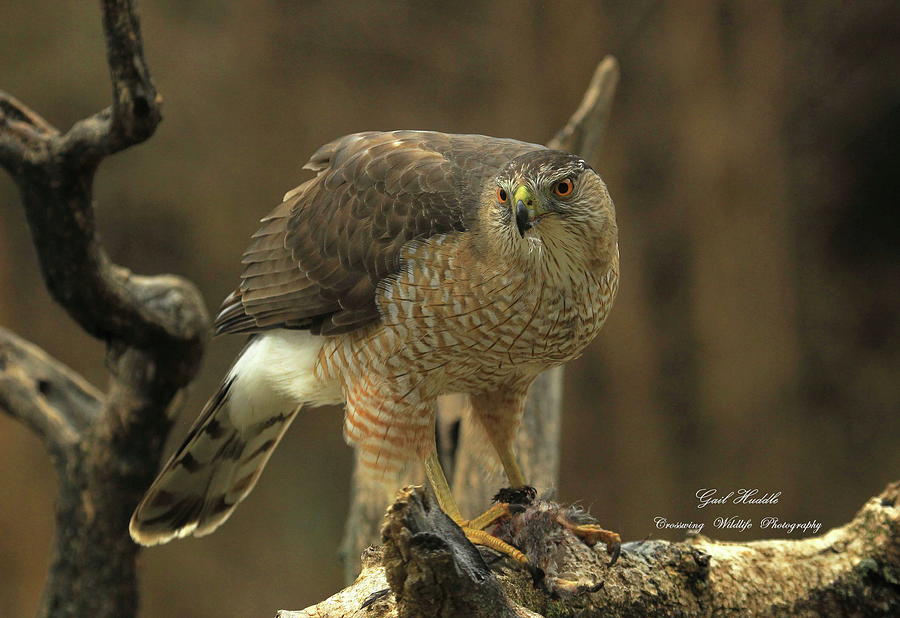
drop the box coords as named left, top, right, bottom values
left=0, top=93, right=58, bottom=170
left=0, top=0, right=161, bottom=167
left=0, top=328, right=101, bottom=461
left=58, top=0, right=162, bottom=164
left=1, top=1, right=204, bottom=356
left=0, top=1, right=208, bottom=616
left=548, top=56, right=620, bottom=156
left=286, top=482, right=900, bottom=617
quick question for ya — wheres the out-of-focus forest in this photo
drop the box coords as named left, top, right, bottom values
left=1, top=1, right=898, bottom=616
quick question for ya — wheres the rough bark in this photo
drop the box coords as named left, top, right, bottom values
left=0, top=1, right=208, bottom=617
left=284, top=481, right=900, bottom=617
left=340, top=55, right=621, bottom=583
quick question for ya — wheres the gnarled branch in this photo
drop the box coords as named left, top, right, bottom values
left=0, top=3, right=204, bottom=357
left=57, top=0, right=163, bottom=165
left=0, top=328, right=101, bottom=462
left=0, top=1, right=208, bottom=617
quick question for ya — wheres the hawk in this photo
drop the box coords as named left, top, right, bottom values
left=130, top=131, right=619, bottom=559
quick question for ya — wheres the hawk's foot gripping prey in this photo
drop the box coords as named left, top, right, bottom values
left=452, top=483, right=622, bottom=569
left=128, top=131, right=618, bottom=555
left=489, top=499, right=621, bottom=597
left=425, top=449, right=530, bottom=564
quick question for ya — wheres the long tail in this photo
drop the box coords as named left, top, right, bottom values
left=129, top=378, right=297, bottom=545
left=130, top=331, right=334, bottom=546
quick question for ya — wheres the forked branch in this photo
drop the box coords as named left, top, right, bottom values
left=0, top=1, right=207, bottom=617
left=0, top=1, right=205, bottom=357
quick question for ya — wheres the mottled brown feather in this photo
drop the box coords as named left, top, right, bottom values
left=214, top=131, right=543, bottom=336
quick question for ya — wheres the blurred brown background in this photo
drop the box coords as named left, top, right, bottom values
left=1, top=1, right=898, bottom=616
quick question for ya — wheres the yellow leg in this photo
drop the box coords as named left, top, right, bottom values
left=456, top=439, right=532, bottom=533
left=467, top=503, right=513, bottom=530
left=494, top=440, right=526, bottom=489
left=424, top=447, right=462, bottom=520
left=423, top=447, right=527, bottom=564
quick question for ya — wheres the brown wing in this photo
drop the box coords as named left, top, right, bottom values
left=214, top=130, right=543, bottom=336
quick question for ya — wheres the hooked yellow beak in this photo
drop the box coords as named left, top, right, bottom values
left=513, top=185, right=542, bottom=237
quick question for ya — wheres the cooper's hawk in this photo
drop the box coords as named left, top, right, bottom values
left=130, top=131, right=619, bottom=559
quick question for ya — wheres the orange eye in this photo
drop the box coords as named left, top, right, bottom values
left=497, top=187, right=508, bottom=203
left=553, top=178, right=574, bottom=197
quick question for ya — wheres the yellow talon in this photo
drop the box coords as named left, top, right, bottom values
left=465, top=502, right=514, bottom=531
left=462, top=527, right=527, bottom=564
left=424, top=447, right=527, bottom=564
left=555, top=516, right=621, bottom=548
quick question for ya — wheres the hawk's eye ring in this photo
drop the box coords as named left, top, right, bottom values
left=553, top=178, right=574, bottom=197
left=497, top=187, right=508, bottom=203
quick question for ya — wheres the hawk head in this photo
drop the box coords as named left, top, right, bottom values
left=483, top=150, right=617, bottom=269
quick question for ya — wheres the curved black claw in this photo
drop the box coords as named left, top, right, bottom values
left=527, top=563, right=546, bottom=588
left=607, top=541, right=622, bottom=566
left=360, top=588, right=392, bottom=609
left=587, top=580, right=605, bottom=593
left=493, top=485, right=537, bottom=505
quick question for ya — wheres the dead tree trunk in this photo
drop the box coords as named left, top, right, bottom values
left=0, top=1, right=208, bottom=617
